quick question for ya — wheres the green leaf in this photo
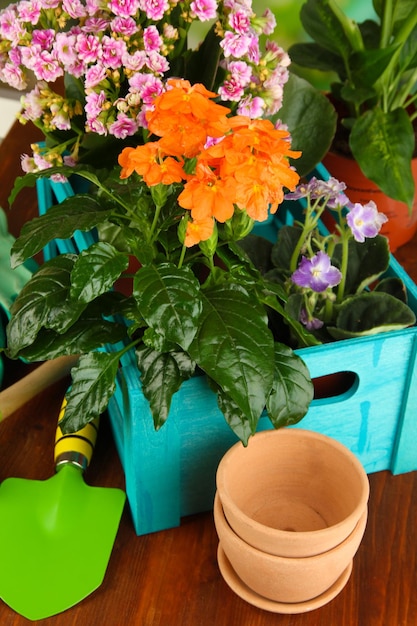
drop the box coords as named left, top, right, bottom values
left=350, top=107, right=415, bottom=207
left=349, top=45, right=400, bottom=88
left=270, top=224, right=303, bottom=272
left=374, top=276, right=408, bottom=302
left=237, top=234, right=274, bottom=275
left=332, top=235, right=390, bottom=294
left=9, top=317, right=127, bottom=361
left=59, top=351, right=121, bottom=433
left=71, top=242, right=129, bottom=303
left=328, top=291, right=416, bottom=339
left=217, top=389, right=253, bottom=445
left=11, top=197, right=111, bottom=267
left=188, top=282, right=274, bottom=429
left=266, top=343, right=314, bottom=428
left=288, top=42, right=345, bottom=75
left=133, top=263, right=202, bottom=350
left=136, top=345, right=195, bottom=429
left=6, top=255, right=87, bottom=356
left=298, top=0, right=358, bottom=59
left=278, top=73, right=337, bottom=175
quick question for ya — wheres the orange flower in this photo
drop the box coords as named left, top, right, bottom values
left=157, top=116, right=209, bottom=158
left=184, top=216, right=215, bottom=247
left=118, top=147, right=139, bottom=179
left=118, top=143, right=185, bottom=185
left=146, top=80, right=232, bottom=157
left=178, top=164, right=237, bottom=223
left=235, top=179, right=272, bottom=222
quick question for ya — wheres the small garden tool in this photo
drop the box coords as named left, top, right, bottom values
left=0, top=396, right=126, bottom=620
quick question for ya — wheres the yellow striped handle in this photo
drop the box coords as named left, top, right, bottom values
left=54, top=397, right=99, bottom=471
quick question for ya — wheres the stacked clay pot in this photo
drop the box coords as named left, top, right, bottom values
left=214, top=429, right=370, bottom=614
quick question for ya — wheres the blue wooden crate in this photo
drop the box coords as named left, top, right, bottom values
left=36, top=171, right=417, bottom=536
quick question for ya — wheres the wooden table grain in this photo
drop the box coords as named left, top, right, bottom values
left=1, top=120, right=417, bottom=626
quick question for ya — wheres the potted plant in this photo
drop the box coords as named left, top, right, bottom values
left=288, top=0, right=417, bottom=249
left=4, top=85, right=417, bottom=535
left=0, top=0, right=335, bottom=176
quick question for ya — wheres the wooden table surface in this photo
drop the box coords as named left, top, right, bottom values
left=1, top=121, right=417, bottom=626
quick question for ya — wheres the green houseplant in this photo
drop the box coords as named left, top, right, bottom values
left=288, top=0, right=417, bottom=208
left=4, top=82, right=415, bottom=445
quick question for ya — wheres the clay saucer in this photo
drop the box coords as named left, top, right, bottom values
left=217, top=544, right=353, bottom=614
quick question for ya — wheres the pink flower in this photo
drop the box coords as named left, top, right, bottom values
left=220, top=31, right=251, bottom=58
left=109, top=0, right=140, bottom=17
left=20, top=153, right=36, bottom=173
left=102, top=36, right=127, bottom=69
left=76, top=33, right=101, bottom=64
left=227, top=60, right=251, bottom=86
left=54, top=33, right=78, bottom=68
left=190, top=0, right=218, bottom=21
left=139, top=0, right=169, bottom=21
left=228, top=10, right=251, bottom=35
left=85, top=90, right=107, bottom=118
left=1, top=63, right=26, bottom=89
left=109, top=113, right=139, bottom=138
left=50, top=103, right=71, bottom=130
left=110, top=16, right=138, bottom=36
left=17, top=0, right=41, bottom=25
left=85, top=63, right=107, bottom=88
left=145, top=50, right=169, bottom=74
left=86, top=116, right=108, bottom=135
left=123, top=50, right=147, bottom=72
left=62, top=0, right=87, bottom=18
left=143, top=25, right=163, bottom=52
left=128, top=73, right=164, bottom=104
left=20, top=83, right=44, bottom=120
left=261, top=9, right=276, bottom=35
left=82, top=18, right=111, bottom=34
left=218, top=78, right=244, bottom=102
left=32, top=50, right=63, bottom=81
left=0, top=9, right=26, bottom=44
left=32, top=28, right=55, bottom=49
left=237, top=95, right=265, bottom=117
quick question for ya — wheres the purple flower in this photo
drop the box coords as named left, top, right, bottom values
left=346, top=201, right=388, bottom=242
left=300, top=309, right=324, bottom=330
left=291, top=251, right=342, bottom=292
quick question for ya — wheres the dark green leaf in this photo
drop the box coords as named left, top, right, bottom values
left=59, top=351, right=121, bottom=432
left=332, top=235, right=390, bottom=294
left=271, top=224, right=303, bottom=272
left=237, top=235, right=273, bottom=275
left=350, top=107, right=415, bottom=207
left=299, top=0, right=358, bottom=59
left=133, top=263, right=202, bottom=350
left=9, top=317, right=127, bottom=361
left=11, top=197, right=110, bottom=267
left=6, top=255, right=87, bottom=355
left=288, top=42, right=345, bottom=74
left=328, top=291, right=416, bottom=339
left=71, top=242, right=129, bottom=303
left=217, top=389, right=254, bottom=445
left=266, top=343, right=314, bottom=428
left=136, top=345, right=195, bottom=429
left=349, top=45, right=400, bottom=87
left=279, top=73, right=337, bottom=174
left=374, top=276, right=408, bottom=302
left=188, top=282, right=274, bottom=428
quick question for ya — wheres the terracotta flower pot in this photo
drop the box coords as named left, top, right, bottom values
left=214, top=429, right=369, bottom=612
left=323, top=151, right=417, bottom=252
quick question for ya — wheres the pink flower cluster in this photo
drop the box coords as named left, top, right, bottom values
left=0, top=0, right=289, bottom=169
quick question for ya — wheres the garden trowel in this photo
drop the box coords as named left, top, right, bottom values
left=0, top=397, right=126, bottom=620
